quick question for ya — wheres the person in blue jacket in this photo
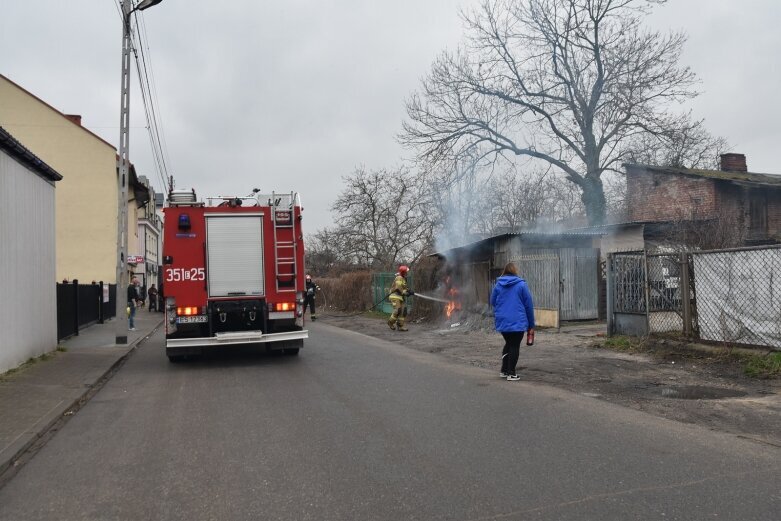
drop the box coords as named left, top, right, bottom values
left=490, top=262, right=535, bottom=381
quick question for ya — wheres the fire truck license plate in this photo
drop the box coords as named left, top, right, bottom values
left=177, top=316, right=208, bottom=324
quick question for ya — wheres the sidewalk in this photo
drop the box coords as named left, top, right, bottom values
left=0, top=309, right=164, bottom=476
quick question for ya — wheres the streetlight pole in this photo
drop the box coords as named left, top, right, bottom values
left=115, top=0, right=164, bottom=344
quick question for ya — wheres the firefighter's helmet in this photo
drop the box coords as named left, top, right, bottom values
left=398, top=265, right=409, bottom=275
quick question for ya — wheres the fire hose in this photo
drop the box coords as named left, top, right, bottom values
left=410, top=293, right=449, bottom=303
left=314, top=290, right=449, bottom=318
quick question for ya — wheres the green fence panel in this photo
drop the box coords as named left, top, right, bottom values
left=372, top=272, right=414, bottom=314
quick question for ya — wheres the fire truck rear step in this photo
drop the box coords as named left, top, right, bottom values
left=166, top=329, right=308, bottom=349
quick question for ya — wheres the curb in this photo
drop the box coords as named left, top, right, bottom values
left=0, top=320, right=163, bottom=481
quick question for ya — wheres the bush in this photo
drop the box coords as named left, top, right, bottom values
left=316, top=271, right=373, bottom=312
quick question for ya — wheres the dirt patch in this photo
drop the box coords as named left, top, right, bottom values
left=318, top=312, right=781, bottom=447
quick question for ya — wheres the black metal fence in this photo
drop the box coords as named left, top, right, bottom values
left=608, top=245, right=781, bottom=350
left=57, top=280, right=116, bottom=341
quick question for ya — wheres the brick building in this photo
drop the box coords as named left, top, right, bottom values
left=624, top=154, right=781, bottom=246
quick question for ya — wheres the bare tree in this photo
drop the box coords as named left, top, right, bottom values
left=424, top=154, right=497, bottom=250
left=330, top=166, right=434, bottom=269
left=305, top=228, right=350, bottom=276
left=490, top=169, right=549, bottom=229
left=624, top=125, right=730, bottom=170
left=402, top=0, right=713, bottom=225
left=598, top=173, right=628, bottom=223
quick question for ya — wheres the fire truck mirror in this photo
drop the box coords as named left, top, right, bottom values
left=163, top=255, right=173, bottom=265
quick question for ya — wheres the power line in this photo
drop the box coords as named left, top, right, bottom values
left=131, top=16, right=170, bottom=193
left=137, top=11, right=174, bottom=184
left=111, top=0, right=173, bottom=195
left=132, top=12, right=172, bottom=191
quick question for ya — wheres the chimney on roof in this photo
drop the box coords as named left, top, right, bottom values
left=720, top=153, right=747, bottom=172
left=64, top=114, right=82, bottom=126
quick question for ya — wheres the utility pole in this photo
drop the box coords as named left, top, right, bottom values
left=114, top=0, right=164, bottom=344
left=115, top=0, right=133, bottom=344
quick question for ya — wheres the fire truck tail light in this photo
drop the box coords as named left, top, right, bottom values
left=273, top=302, right=295, bottom=312
left=177, top=306, right=200, bottom=316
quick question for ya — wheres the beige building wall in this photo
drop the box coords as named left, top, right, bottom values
left=0, top=75, right=119, bottom=283
left=599, top=225, right=645, bottom=259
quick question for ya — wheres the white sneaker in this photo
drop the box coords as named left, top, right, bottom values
left=500, top=372, right=508, bottom=378
left=506, top=374, right=520, bottom=381
left=129, top=327, right=136, bottom=331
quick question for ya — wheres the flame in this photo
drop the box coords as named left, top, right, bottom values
left=445, top=300, right=456, bottom=318
left=444, top=281, right=461, bottom=319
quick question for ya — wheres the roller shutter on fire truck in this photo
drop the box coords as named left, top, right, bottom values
left=206, top=214, right=265, bottom=297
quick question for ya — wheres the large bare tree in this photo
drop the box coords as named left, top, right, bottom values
left=330, top=166, right=434, bottom=269
left=424, top=154, right=496, bottom=250
left=402, top=0, right=715, bottom=225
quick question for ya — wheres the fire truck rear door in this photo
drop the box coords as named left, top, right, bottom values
left=205, top=214, right=265, bottom=298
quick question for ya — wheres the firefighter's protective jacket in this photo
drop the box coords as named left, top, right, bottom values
left=305, top=279, right=319, bottom=299
left=388, top=274, right=409, bottom=302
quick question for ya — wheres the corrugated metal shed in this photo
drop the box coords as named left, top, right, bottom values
left=0, top=127, right=61, bottom=372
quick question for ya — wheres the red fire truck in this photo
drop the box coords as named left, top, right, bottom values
left=161, top=189, right=308, bottom=362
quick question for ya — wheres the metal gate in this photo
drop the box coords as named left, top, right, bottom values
left=559, top=248, right=600, bottom=320
left=516, top=253, right=560, bottom=328
left=514, top=248, right=599, bottom=324
left=516, top=254, right=559, bottom=310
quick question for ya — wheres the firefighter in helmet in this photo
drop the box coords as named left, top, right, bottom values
left=388, top=265, right=414, bottom=331
left=304, top=274, right=320, bottom=320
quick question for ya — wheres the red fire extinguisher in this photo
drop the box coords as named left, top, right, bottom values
left=526, top=329, right=535, bottom=346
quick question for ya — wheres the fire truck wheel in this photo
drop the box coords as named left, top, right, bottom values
left=283, top=348, right=300, bottom=356
left=167, top=354, right=185, bottom=363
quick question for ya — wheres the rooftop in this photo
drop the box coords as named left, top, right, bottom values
left=430, top=231, right=603, bottom=258
left=624, top=163, right=781, bottom=188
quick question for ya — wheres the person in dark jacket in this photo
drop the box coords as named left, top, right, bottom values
left=304, top=274, right=320, bottom=320
left=490, top=262, right=535, bottom=381
left=127, top=277, right=142, bottom=331
left=147, top=284, right=159, bottom=312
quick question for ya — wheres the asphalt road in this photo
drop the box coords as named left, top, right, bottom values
left=0, top=322, right=779, bottom=520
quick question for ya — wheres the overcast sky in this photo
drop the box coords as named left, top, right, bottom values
left=2, top=1, right=780, bottom=233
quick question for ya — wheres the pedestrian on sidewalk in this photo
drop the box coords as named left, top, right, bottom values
left=147, top=284, right=159, bottom=312
left=490, top=262, right=535, bottom=381
left=127, top=277, right=141, bottom=330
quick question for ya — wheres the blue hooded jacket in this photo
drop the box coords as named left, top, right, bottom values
left=490, top=275, right=535, bottom=333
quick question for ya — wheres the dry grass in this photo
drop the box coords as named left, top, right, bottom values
left=317, top=271, right=374, bottom=312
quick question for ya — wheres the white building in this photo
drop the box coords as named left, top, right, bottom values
left=135, top=176, right=162, bottom=296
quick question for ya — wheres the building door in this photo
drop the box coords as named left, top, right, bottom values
left=516, top=252, right=560, bottom=328
left=559, top=248, right=599, bottom=320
